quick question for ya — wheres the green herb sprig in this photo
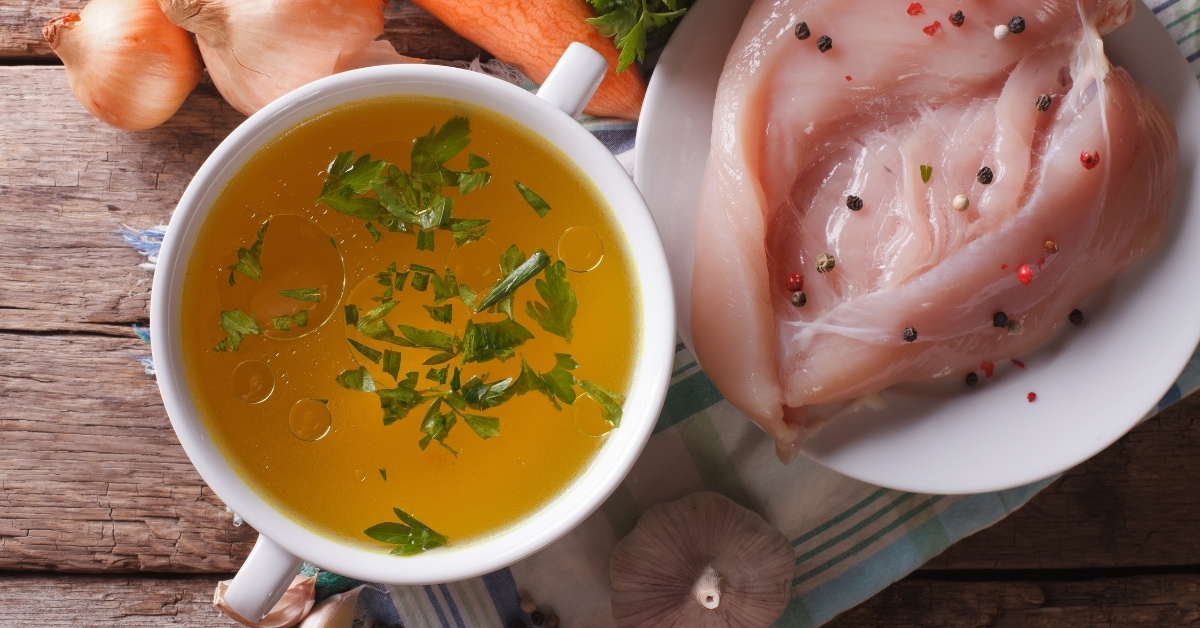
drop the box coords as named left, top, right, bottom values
left=586, top=0, right=693, bottom=73
left=364, top=508, right=448, bottom=555
left=316, top=117, right=494, bottom=251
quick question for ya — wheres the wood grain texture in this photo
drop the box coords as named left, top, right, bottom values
left=0, top=0, right=484, bottom=63
left=0, top=332, right=257, bottom=572
left=826, top=574, right=1200, bottom=627
left=0, top=66, right=237, bottom=332
left=0, top=573, right=234, bottom=626
left=928, top=394, right=1200, bottom=570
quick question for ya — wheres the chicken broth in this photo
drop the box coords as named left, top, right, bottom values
left=180, top=96, right=638, bottom=551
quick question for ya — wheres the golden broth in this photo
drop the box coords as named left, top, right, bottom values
left=180, top=96, right=638, bottom=550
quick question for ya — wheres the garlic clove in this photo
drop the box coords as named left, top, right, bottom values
left=158, top=0, right=420, bottom=116
left=43, top=0, right=203, bottom=130
left=298, top=585, right=365, bottom=628
left=610, top=492, right=795, bottom=628
left=214, top=574, right=316, bottom=627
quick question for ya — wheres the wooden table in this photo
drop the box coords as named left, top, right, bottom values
left=3, top=2, right=1199, bottom=625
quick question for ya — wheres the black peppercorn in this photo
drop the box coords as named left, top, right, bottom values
left=795, top=21, right=811, bottom=40
left=1069, top=309, right=1084, bottom=325
left=791, top=291, right=807, bottom=307
left=509, top=622, right=525, bottom=628
left=992, top=311, right=1008, bottom=328
left=817, top=35, right=832, bottom=53
left=1008, top=16, right=1026, bottom=34
left=531, top=610, right=546, bottom=626
left=966, top=372, right=979, bottom=386
left=949, top=10, right=964, bottom=27
left=1036, top=93, right=1051, bottom=112
left=846, top=195, right=863, bottom=211
left=977, top=166, right=994, bottom=185
left=902, top=326, right=918, bottom=342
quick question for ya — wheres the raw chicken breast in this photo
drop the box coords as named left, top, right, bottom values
left=692, top=0, right=1177, bottom=461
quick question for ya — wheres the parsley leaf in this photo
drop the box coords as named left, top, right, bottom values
left=514, top=181, right=552, bottom=217
left=364, top=507, right=447, bottom=556
left=460, top=319, right=534, bottom=364
left=397, top=325, right=458, bottom=353
left=416, top=229, right=435, bottom=251
left=586, top=0, right=691, bottom=73
left=418, top=399, right=459, bottom=455
left=526, top=260, right=578, bottom=341
left=228, top=222, right=268, bottom=283
left=277, top=287, right=321, bottom=302
left=336, top=366, right=377, bottom=393
left=430, top=269, right=459, bottom=305
left=476, top=249, right=550, bottom=312
left=382, top=349, right=401, bottom=380
left=511, top=356, right=556, bottom=406
left=462, top=414, right=500, bottom=439
left=460, top=375, right=515, bottom=410
left=424, top=303, right=453, bottom=324
left=542, top=353, right=579, bottom=405
left=377, top=375, right=423, bottom=425
left=214, top=309, right=261, bottom=352
left=357, top=302, right=412, bottom=347
left=349, top=339, right=383, bottom=364
left=411, top=117, right=471, bottom=191
left=581, top=380, right=625, bottom=427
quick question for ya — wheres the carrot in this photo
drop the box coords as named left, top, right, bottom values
left=411, top=0, right=645, bottom=120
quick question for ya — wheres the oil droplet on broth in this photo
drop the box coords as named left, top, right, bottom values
left=231, top=360, right=274, bottom=404
left=218, top=214, right=346, bottom=341
left=447, top=239, right=502, bottom=290
left=289, top=399, right=331, bottom=441
left=572, top=393, right=615, bottom=437
left=355, top=469, right=367, bottom=482
left=558, top=226, right=604, bottom=273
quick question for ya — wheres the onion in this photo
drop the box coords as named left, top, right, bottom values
left=158, top=0, right=420, bottom=116
left=43, top=0, right=203, bottom=130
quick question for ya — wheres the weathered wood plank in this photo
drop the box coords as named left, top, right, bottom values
left=927, top=394, right=1200, bottom=570
left=0, top=572, right=233, bottom=626
left=5, top=570, right=1200, bottom=627
left=827, top=573, right=1200, bottom=627
left=0, top=0, right=483, bottom=63
left=0, top=333, right=256, bottom=572
left=0, top=66, right=236, bottom=332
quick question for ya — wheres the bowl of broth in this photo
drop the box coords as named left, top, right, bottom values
left=151, top=45, right=673, bottom=621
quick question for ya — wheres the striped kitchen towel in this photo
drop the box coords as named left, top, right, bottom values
left=123, top=1, right=1200, bottom=626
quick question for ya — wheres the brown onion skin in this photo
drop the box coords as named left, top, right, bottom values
left=45, top=0, right=203, bottom=131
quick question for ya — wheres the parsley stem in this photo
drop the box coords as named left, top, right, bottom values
left=475, top=249, right=550, bottom=312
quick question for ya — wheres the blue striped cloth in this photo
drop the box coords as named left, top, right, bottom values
left=123, top=1, right=1200, bottom=625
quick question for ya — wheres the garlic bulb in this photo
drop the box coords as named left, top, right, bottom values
left=43, top=0, right=203, bottom=130
left=158, top=0, right=420, bottom=116
left=214, top=573, right=316, bottom=627
left=610, top=492, right=795, bottom=628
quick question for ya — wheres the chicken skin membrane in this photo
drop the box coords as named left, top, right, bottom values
left=691, top=0, right=1177, bottom=461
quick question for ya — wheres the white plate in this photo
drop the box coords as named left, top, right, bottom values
left=635, top=0, right=1200, bottom=494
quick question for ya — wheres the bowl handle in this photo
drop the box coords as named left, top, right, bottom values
left=537, top=43, right=608, bottom=118
left=223, top=534, right=304, bottom=623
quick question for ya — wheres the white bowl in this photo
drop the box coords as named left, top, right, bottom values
left=151, top=45, right=674, bottom=621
